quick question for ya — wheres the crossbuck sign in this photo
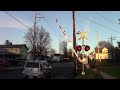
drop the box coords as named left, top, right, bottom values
left=78, top=31, right=88, bottom=40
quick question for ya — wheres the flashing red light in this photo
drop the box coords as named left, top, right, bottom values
left=85, top=45, right=90, bottom=51
left=77, top=45, right=82, bottom=51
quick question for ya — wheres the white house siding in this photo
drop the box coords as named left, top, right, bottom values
left=102, top=48, right=108, bottom=53
left=95, top=53, right=109, bottom=59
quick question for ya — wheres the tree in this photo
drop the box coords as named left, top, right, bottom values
left=117, top=41, right=120, bottom=48
left=98, top=41, right=113, bottom=49
left=49, top=48, right=56, bottom=57
left=25, top=26, right=51, bottom=59
left=37, top=27, right=51, bottom=56
left=113, top=41, right=120, bottom=63
left=4, top=40, right=12, bottom=45
left=24, top=27, right=37, bottom=51
left=60, top=41, right=67, bottom=57
left=67, top=49, right=73, bottom=60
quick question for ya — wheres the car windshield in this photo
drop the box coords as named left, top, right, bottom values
left=26, top=62, right=39, bottom=68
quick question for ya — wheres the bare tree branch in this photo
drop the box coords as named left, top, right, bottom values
left=24, top=26, right=51, bottom=58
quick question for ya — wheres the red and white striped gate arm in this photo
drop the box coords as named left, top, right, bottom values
left=56, top=19, right=82, bottom=62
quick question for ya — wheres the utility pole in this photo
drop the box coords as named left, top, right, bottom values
left=33, top=13, right=37, bottom=60
left=108, top=36, right=116, bottom=46
left=73, top=11, right=77, bottom=72
left=33, top=12, right=45, bottom=60
left=108, top=36, right=116, bottom=60
left=97, top=32, right=99, bottom=62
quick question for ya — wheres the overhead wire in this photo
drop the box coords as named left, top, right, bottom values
left=77, top=12, right=120, bottom=33
left=43, top=18, right=72, bottom=53
left=3, top=11, right=32, bottom=44
left=4, top=11, right=31, bottom=29
left=94, top=11, right=120, bottom=27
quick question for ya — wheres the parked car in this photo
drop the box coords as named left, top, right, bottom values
left=22, top=60, right=52, bottom=79
left=17, top=59, right=25, bottom=65
left=0, top=59, right=9, bottom=67
left=0, top=59, right=10, bottom=71
left=52, top=56, right=60, bottom=62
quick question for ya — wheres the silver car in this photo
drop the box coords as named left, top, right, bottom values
left=22, top=60, right=52, bottom=79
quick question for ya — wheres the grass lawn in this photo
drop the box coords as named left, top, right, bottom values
left=75, top=68, right=103, bottom=79
left=98, top=65, right=120, bottom=79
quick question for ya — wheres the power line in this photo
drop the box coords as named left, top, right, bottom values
left=77, top=12, right=120, bottom=33
left=3, top=11, right=34, bottom=44
left=59, top=18, right=72, bottom=38
left=43, top=19, right=71, bottom=53
left=3, top=11, right=60, bottom=49
left=43, top=18, right=62, bottom=41
left=43, top=18, right=69, bottom=44
left=43, top=19, right=59, bottom=35
left=4, top=11, right=30, bottom=29
left=94, top=11, right=120, bottom=27
left=43, top=15, right=71, bottom=37
left=41, top=13, right=71, bottom=41
left=36, top=17, right=60, bottom=49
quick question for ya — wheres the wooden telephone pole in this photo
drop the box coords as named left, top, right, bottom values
left=73, top=11, right=77, bottom=72
left=108, top=36, right=116, bottom=46
left=97, top=32, right=99, bottom=62
left=33, top=12, right=45, bottom=60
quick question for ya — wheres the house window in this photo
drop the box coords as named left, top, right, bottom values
left=16, top=49, right=17, bottom=52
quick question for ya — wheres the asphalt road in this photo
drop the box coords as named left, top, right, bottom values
left=51, top=62, right=74, bottom=79
left=0, top=69, right=23, bottom=79
left=0, top=62, right=74, bottom=79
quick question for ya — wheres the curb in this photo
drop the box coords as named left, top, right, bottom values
left=92, top=68, right=116, bottom=79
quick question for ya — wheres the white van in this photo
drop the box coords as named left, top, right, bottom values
left=22, top=60, right=52, bottom=79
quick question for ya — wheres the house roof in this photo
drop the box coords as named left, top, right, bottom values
left=0, top=44, right=28, bottom=50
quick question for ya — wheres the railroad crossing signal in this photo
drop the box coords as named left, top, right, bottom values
left=85, top=45, right=90, bottom=51
left=77, top=45, right=82, bottom=51
left=77, top=31, right=88, bottom=40
left=77, top=45, right=90, bottom=51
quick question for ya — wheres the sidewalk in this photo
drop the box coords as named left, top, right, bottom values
left=92, top=68, right=116, bottom=79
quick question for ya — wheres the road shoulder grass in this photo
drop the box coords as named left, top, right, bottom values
left=98, top=65, right=120, bottom=79
left=74, top=68, right=103, bottom=79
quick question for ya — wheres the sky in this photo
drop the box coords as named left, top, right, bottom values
left=0, top=11, right=120, bottom=54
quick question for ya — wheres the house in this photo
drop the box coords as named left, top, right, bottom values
left=93, top=47, right=110, bottom=60
left=0, top=48, right=20, bottom=61
left=0, top=44, right=28, bottom=61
